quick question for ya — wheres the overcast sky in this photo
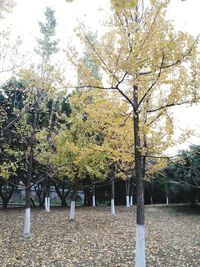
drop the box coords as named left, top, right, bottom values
left=1, top=0, right=200, bottom=155
left=1, top=0, right=110, bottom=52
left=3, top=0, right=199, bottom=52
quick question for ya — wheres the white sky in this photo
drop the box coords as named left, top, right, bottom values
left=1, top=0, right=200, bottom=155
left=1, top=0, right=110, bottom=53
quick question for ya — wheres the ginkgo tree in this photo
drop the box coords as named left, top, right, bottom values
left=68, top=30, right=135, bottom=213
left=68, top=0, right=200, bottom=266
left=36, top=86, right=135, bottom=218
left=18, top=6, right=61, bottom=236
left=70, top=88, right=134, bottom=214
left=36, top=90, right=109, bottom=221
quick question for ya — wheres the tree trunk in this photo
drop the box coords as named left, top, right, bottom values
left=126, top=179, right=130, bottom=207
left=133, top=86, right=146, bottom=267
left=83, top=187, right=92, bottom=206
left=129, top=178, right=133, bottom=206
left=165, top=182, right=169, bottom=205
left=3, top=201, right=7, bottom=209
left=45, top=197, right=48, bottom=210
left=69, top=180, right=78, bottom=222
left=45, top=196, right=50, bottom=211
left=55, top=182, right=70, bottom=207
left=45, top=179, right=50, bottom=212
left=24, top=145, right=33, bottom=237
left=24, top=93, right=38, bottom=237
left=34, top=184, right=45, bottom=207
left=61, top=198, right=67, bottom=207
left=31, top=198, right=36, bottom=208
left=0, top=185, right=14, bottom=209
left=111, top=178, right=115, bottom=215
left=130, top=195, right=133, bottom=206
left=24, top=159, right=32, bottom=237
left=61, top=183, right=65, bottom=207
left=47, top=197, right=50, bottom=211
left=38, top=195, right=45, bottom=207
left=92, top=185, right=96, bottom=207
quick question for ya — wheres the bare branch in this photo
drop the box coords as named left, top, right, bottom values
left=74, top=72, right=134, bottom=108
left=147, top=110, right=164, bottom=126
left=147, top=100, right=192, bottom=113
left=138, top=51, right=164, bottom=108
left=0, top=63, right=25, bottom=74
left=77, top=20, right=120, bottom=85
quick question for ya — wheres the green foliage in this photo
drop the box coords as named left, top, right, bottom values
left=0, top=78, right=25, bottom=179
left=166, top=145, right=200, bottom=188
left=35, top=7, right=59, bottom=65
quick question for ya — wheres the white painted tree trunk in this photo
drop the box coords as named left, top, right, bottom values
left=24, top=208, right=30, bottom=237
left=47, top=197, right=50, bottom=211
left=135, top=224, right=146, bottom=267
left=69, top=200, right=75, bottom=221
left=166, top=196, right=169, bottom=205
left=130, top=196, right=133, bottom=206
left=92, top=195, right=96, bottom=207
left=45, top=197, right=48, bottom=211
left=45, top=197, right=50, bottom=211
left=111, top=199, right=115, bottom=215
left=150, top=197, right=153, bottom=205
left=126, top=195, right=130, bottom=207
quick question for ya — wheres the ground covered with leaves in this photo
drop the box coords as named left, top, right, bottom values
left=0, top=205, right=199, bottom=267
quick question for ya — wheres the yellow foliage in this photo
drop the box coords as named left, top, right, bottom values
left=111, top=0, right=137, bottom=13
left=0, top=162, right=17, bottom=179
